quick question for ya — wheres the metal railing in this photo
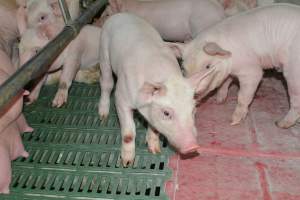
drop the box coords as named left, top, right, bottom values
left=0, top=0, right=107, bottom=112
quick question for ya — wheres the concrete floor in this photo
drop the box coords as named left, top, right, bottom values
left=166, top=74, right=300, bottom=200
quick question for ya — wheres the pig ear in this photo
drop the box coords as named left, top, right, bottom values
left=48, top=0, right=62, bottom=17
left=109, top=0, right=123, bottom=12
left=188, top=65, right=217, bottom=92
left=203, top=42, right=231, bottom=58
left=16, top=6, right=28, bottom=35
left=137, top=82, right=167, bottom=107
left=165, top=42, right=186, bottom=58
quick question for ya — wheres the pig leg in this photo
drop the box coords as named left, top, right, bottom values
left=216, top=76, right=233, bottom=104
left=0, top=146, right=11, bottom=194
left=16, top=114, right=33, bottom=133
left=27, top=75, right=47, bottom=105
left=146, top=127, right=161, bottom=154
left=276, top=64, right=300, bottom=128
left=231, top=69, right=263, bottom=125
left=115, top=92, right=136, bottom=167
left=52, top=57, right=80, bottom=107
left=98, top=55, right=114, bottom=121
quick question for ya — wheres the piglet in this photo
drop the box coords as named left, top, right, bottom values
left=17, top=0, right=80, bottom=36
left=169, top=4, right=300, bottom=128
left=99, top=13, right=216, bottom=166
left=99, top=0, right=225, bottom=42
left=0, top=122, right=29, bottom=194
left=19, top=25, right=101, bottom=106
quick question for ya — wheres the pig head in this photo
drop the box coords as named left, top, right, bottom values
left=167, top=41, right=232, bottom=98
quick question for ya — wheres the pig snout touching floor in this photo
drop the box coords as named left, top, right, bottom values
left=168, top=3, right=300, bottom=129
left=0, top=122, right=29, bottom=194
left=19, top=25, right=102, bottom=107
left=98, top=0, right=226, bottom=42
left=98, top=13, right=221, bottom=166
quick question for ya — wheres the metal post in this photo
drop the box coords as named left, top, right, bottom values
left=0, top=0, right=107, bottom=112
left=59, top=0, right=72, bottom=24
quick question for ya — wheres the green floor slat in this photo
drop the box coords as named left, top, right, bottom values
left=2, top=83, right=173, bottom=200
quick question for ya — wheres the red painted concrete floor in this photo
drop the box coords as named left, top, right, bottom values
left=166, top=74, right=300, bottom=200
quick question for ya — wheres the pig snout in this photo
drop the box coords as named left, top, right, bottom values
left=169, top=130, right=199, bottom=155
left=178, top=135, right=199, bottom=154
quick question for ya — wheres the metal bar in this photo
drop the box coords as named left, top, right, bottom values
left=59, top=0, right=72, bottom=24
left=0, top=0, right=107, bottom=111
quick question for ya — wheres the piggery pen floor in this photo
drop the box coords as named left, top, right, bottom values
left=166, top=73, right=300, bottom=200
left=2, top=72, right=300, bottom=200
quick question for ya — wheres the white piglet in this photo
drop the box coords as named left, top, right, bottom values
left=19, top=25, right=101, bottom=106
left=99, top=13, right=215, bottom=166
left=169, top=4, right=300, bottom=128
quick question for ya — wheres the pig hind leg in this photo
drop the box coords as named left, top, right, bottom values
left=115, top=90, right=136, bottom=167
left=276, top=61, right=300, bottom=128
left=98, top=48, right=114, bottom=121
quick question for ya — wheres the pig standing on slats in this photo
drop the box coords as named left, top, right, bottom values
left=99, top=13, right=216, bottom=166
left=16, top=0, right=100, bottom=104
left=168, top=4, right=300, bottom=128
left=19, top=25, right=102, bottom=107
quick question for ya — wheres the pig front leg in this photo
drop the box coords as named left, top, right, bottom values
left=146, top=126, right=161, bottom=154
left=231, top=69, right=263, bottom=125
left=98, top=59, right=114, bottom=121
left=115, top=92, right=136, bottom=167
left=216, top=76, right=233, bottom=104
left=27, top=75, right=47, bottom=105
left=52, top=57, right=80, bottom=108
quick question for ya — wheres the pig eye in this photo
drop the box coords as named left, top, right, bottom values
left=161, top=109, right=173, bottom=120
left=39, top=15, right=47, bottom=22
left=206, top=64, right=211, bottom=69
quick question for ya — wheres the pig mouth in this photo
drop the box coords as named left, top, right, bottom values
left=180, top=145, right=200, bottom=155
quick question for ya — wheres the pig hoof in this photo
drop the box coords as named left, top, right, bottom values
left=275, top=120, right=295, bottom=129
left=215, top=93, right=227, bottom=104
left=52, top=90, right=68, bottom=108
left=21, top=151, right=29, bottom=158
left=121, top=150, right=135, bottom=167
left=146, top=139, right=161, bottom=154
left=0, top=188, right=10, bottom=194
left=24, top=126, right=34, bottom=133
left=99, top=114, right=109, bottom=123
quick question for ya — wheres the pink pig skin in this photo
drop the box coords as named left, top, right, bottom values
left=100, top=0, right=225, bottom=42
left=99, top=13, right=201, bottom=167
left=0, top=2, right=32, bottom=134
left=172, top=4, right=300, bottom=128
left=0, top=122, right=29, bottom=194
left=19, top=25, right=101, bottom=107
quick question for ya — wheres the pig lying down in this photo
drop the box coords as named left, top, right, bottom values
left=19, top=25, right=102, bottom=107
left=170, top=3, right=300, bottom=129
left=99, top=13, right=216, bottom=166
left=99, top=0, right=226, bottom=42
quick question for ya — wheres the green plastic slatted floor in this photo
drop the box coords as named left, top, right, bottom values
left=4, top=83, right=173, bottom=200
